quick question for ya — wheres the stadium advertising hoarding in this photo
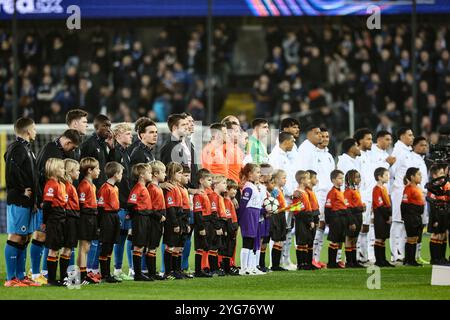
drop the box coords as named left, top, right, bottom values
left=0, top=0, right=450, bottom=19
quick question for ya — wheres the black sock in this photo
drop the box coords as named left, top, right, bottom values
left=178, top=254, right=183, bottom=272
left=80, top=268, right=87, bottom=280
left=133, top=252, right=142, bottom=276
left=404, top=243, right=411, bottom=263
left=59, top=255, right=70, bottom=281
left=147, top=253, right=156, bottom=276
left=296, top=248, right=302, bottom=267
left=223, top=257, right=231, bottom=273
left=208, top=252, right=218, bottom=271
left=272, top=246, right=282, bottom=268
left=412, top=243, right=417, bottom=263
left=171, top=253, right=178, bottom=272
left=430, top=240, right=439, bottom=261
left=441, top=240, right=447, bottom=260
left=307, top=247, right=313, bottom=265
left=351, top=249, right=357, bottom=265
left=328, top=246, right=337, bottom=265
left=259, top=250, right=266, bottom=268
left=99, top=256, right=108, bottom=278
left=195, top=251, right=202, bottom=273
left=374, top=244, right=382, bottom=263
left=107, top=257, right=112, bottom=277
left=164, top=250, right=172, bottom=274
left=345, top=248, right=353, bottom=265
left=47, top=256, right=58, bottom=282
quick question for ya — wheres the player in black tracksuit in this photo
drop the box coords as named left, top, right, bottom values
left=79, top=115, right=112, bottom=190
left=130, top=141, right=155, bottom=166
left=4, top=118, right=38, bottom=284
left=32, top=129, right=81, bottom=279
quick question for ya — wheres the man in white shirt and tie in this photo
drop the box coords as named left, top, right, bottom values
left=389, top=127, right=415, bottom=263
left=312, top=128, right=336, bottom=268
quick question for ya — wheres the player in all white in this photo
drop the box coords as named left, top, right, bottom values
left=369, top=131, right=396, bottom=173
left=410, top=136, right=430, bottom=265
left=288, top=125, right=322, bottom=270
left=366, top=130, right=396, bottom=264
left=336, top=138, right=361, bottom=265
left=337, top=138, right=361, bottom=176
left=312, top=128, right=335, bottom=268
left=269, top=131, right=297, bottom=269
left=353, top=129, right=376, bottom=265
left=295, top=125, right=322, bottom=173
left=389, top=127, right=415, bottom=263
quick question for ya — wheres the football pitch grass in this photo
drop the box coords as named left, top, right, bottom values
left=0, top=233, right=449, bottom=300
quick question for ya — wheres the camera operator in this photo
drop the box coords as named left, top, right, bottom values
left=426, top=164, right=450, bottom=265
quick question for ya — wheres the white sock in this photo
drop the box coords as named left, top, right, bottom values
left=337, top=249, right=342, bottom=263
left=87, top=268, right=92, bottom=273
left=389, top=224, right=398, bottom=261
left=416, top=242, right=422, bottom=259
left=240, top=249, right=249, bottom=270
left=313, top=228, right=323, bottom=261
left=247, top=251, right=254, bottom=270
left=255, top=250, right=261, bottom=268
left=368, top=225, right=376, bottom=261
left=32, top=274, right=41, bottom=280
left=358, top=233, right=368, bottom=262
left=283, top=233, right=292, bottom=264
left=398, top=225, right=406, bottom=259
left=268, top=240, right=274, bottom=267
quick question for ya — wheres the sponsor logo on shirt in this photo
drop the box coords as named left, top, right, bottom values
left=167, top=197, right=174, bottom=205
left=402, top=194, right=408, bottom=201
left=194, top=201, right=202, bottom=210
left=326, top=198, right=331, bottom=206
left=130, top=194, right=137, bottom=202
left=98, top=197, right=104, bottom=205
left=80, top=192, right=86, bottom=201
left=378, top=196, right=383, bottom=205
left=46, top=187, right=54, bottom=197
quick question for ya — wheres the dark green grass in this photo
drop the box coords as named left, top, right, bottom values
left=0, top=233, right=449, bottom=300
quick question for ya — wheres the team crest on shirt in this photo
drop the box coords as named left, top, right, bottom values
left=378, top=196, right=383, bottom=205
left=242, top=192, right=250, bottom=200
left=130, top=194, right=137, bottom=202
left=65, top=195, right=69, bottom=202
left=226, top=209, right=231, bottom=217
left=402, top=194, right=408, bottom=201
left=194, top=201, right=202, bottom=209
left=326, top=198, right=331, bottom=206
left=80, top=192, right=86, bottom=201
left=46, top=188, right=54, bottom=197
left=344, top=199, right=349, bottom=206
left=211, top=202, right=217, bottom=210
left=167, top=197, right=174, bottom=205
left=98, top=197, right=104, bottom=205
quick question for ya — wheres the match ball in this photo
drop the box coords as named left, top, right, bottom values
left=263, top=197, right=279, bottom=213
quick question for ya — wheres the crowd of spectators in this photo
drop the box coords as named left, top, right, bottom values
left=0, top=23, right=235, bottom=124
left=1, top=21, right=450, bottom=149
left=255, top=23, right=450, bottom=144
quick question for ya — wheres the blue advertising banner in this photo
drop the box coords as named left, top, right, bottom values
left=0, top=0, right=449, bottom=19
